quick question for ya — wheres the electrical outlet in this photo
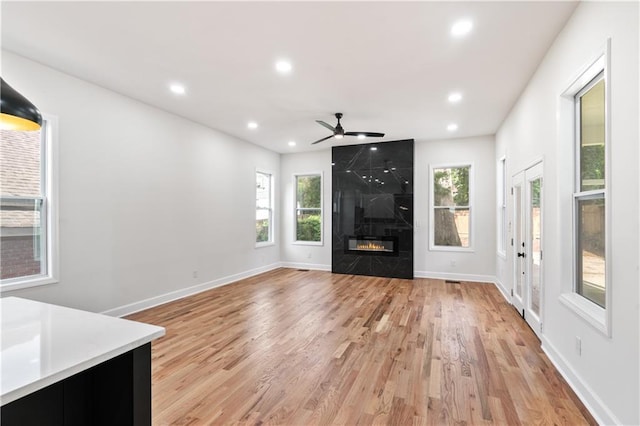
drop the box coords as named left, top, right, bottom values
left=193, top=270, right=198, bottom=279
left=575, top=336, right=582, bottom=356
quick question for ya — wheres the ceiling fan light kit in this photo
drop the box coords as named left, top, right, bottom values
left=311, top=112, right=385, bottom=145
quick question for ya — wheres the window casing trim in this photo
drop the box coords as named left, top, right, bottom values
left=293, top=172, right=324, bottom=246
left=428, top=162, right=474, bottom=252
left=255, top=169, right=275, bottom=248
left=1, top=114, right=59, bottom=292
left=559, top=39, right=611, bottom=336
left=497, top=156, right=507, bottom=258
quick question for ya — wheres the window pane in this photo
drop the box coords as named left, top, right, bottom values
left=256, top=172, right=271, bottom=209
left=296, top=210, right=321, bottom=242
left=530, top=178, right=542, bottom=316
left=579, top=78, right=605, bottom=191
left=433, top=167, right=469, bottom=207
left=0, top=198, right=45, bottom=280
left=296, top=175, right=321, bottom=209
left=0, top=129, right=42, bottom=197
left=576, top=197, right=606, bottom=308
left=256, top=210, right=270, bottom=243
left=1, top=128, right=47, bottom=282
left=434, top=207, right=469, bottom=247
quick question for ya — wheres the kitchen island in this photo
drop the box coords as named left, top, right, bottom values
left=0, top=297, right=165, bottom=426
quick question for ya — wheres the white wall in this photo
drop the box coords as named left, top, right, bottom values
left=279, top=150, right=332, bottom=269
left=280, top=136, right=497, bottom=283
left=414, top=136, right=496, bottom=282
left=2, top=51, right=281, bottom=314
left=495, top=2, right=639, bottom=424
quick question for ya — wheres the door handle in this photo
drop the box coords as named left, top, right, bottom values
left=517, top=252, right=526, bottom=258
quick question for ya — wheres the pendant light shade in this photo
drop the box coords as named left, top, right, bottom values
left=0, top=78, right=42, bottom=131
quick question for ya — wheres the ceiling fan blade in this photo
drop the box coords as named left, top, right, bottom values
left=344, top=131, right=385, bottom=138
left=311, top=135, right=335, bottom=145
left=316, top=120, right=336, bottom=132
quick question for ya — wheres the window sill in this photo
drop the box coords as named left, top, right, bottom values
left=559, top=292, right=610, bottom=337
left=255, top=242, right=275, bottom=249
left=1, top=275, right=58, bottom=292
left=293, top=241, right=323, bottom=246
left=429, top=246, right=474, bottom=253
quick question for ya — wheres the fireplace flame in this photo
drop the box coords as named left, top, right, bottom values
left=356, top=241, right=386, bottom=251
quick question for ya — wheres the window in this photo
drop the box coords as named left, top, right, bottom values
left=294, top=173, right=322, bottom=244
left=1, top=116, right=58, bottom=290
left=574, top=72, right=606, bottom=308
left=497, top=157, right=507, bottom=256
left=255, top=170, right=273, bottom=245
left=430, top=164, right=472, bottom=250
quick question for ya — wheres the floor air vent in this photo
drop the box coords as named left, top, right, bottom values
left=445, top=280, right=461, bottom=284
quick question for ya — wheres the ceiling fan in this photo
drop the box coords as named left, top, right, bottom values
left=311, top=112, right=385, bottom=145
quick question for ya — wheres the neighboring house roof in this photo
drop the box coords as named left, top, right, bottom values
left=0, top=130, right=41, bottom=229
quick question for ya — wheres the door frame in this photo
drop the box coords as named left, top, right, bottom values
left=511, top=161, right=544, bottom=337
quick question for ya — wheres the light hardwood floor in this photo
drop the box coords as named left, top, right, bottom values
left=128, top=268, right=596, bottom=425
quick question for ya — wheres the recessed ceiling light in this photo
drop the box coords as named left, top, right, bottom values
left=357, top=134, right=366, bottom=140
left=448, top=92, right=463, bottom=103
left=275, top=60, right=292, bottom=74
left=370, top=146, right=377, bottom=151
left=169, top=83, right=186, bottom=95
left=247, top=121, right=258, bottom=129
left=451, top=19, right=473, bottom=37
left=335, top=134, right=343, bottom=139
left=288, top=141, right=296, bottom=147
left=447, top=123, right=459, bottom=132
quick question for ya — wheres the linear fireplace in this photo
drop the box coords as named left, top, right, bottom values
left=345, top=236, right=398, bottom=256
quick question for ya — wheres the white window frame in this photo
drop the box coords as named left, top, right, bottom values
left=1, top=114, right=59, bottom=291
left=255, top=169, right=274, bottom=247
left=293, top=172, right=323, bottom=246
left=429, top=163, right=474, bottom=252
left=558, top=40, right=611, bottom=336
left=497, top=156, right=507, bottom=258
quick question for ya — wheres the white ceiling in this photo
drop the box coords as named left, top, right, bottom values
left=1, top=1, right=578, bottom=154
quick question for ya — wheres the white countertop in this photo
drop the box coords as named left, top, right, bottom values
left=0, top=297, right=165, bottom=405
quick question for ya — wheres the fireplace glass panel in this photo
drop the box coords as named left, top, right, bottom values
left=345, top=236, right=398, bottom=256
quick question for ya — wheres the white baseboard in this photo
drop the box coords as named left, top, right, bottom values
left=541, top=336, right=619, bottom=426
left=101, top=262, right=282, bottom=317
left=280, top=262, right=331, bottom=271
left=492, top=277, right=511, bottom=302
left=414, top=270, right=496, bottom=284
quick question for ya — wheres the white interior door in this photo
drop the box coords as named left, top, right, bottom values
left=512, top=162, right=544, bottom=337
left=512, top=171, right=525, bottom=315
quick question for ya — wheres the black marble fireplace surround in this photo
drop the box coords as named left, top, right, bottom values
left=332, top=139, right=414, bottom=279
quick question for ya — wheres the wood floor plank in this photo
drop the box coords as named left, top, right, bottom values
left=127, top=268, right=597, bottom=425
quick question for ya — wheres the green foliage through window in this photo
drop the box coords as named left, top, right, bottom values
left=296, top=175, right=322, bottom=242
